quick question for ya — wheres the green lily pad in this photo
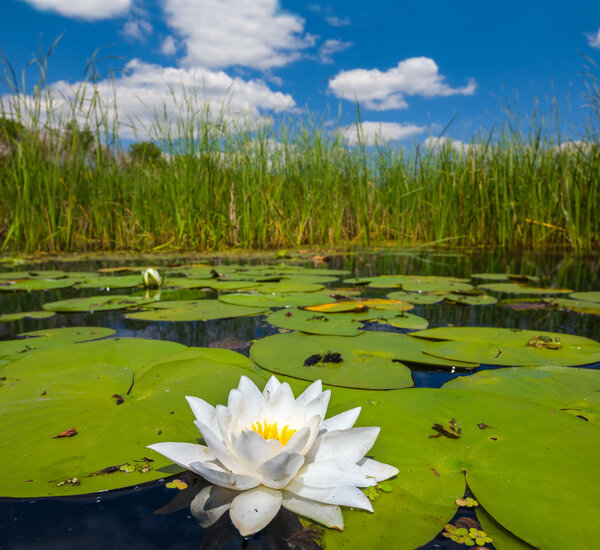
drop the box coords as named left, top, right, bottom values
left=0, top=278, right=76, bottom=292
left=0, top=327, right=116, bottom=366
left=471, top=273, right=540, bottom=283
left=401, top=280, right=475, bottom=293
left=256, top=281, right=324, bottom=294
left=0, top=310, right=56, bottom=322
left=373, top=312, right=430, bottom=330
left=477, top=282, right=572, bottom=295
left=569, top=291, right=600, bottom=303
left=266, top=307, right=401, bottom=336
left=218, top=292, right=332, bottom=308
left=42, top=295, right=157, bottom=313
left=411, top=327, right=600, bottom=367
left=443, top=366, right=600, bottom=424
left=74, top=275, right=143, bottom=289
left=0, top=270, right=69, bottom=280
left=387, top=290, right=445, bottom=305
left=250, top=332, right=415, bottom=389
left=0, top=339, right=268, bottom=497
left=124, top=300, right=268, bottom=322
left=477, top=505, right=535, bottom=549
left=444, top=293, right=498, bottom=306
left=547, top=297, right=600, bottom=315
left=316, top=385, right=600, bottom=550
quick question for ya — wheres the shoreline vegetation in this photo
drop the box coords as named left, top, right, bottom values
left=1, top=57, right=598, bottom=254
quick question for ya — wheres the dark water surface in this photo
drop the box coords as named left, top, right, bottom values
left=1, top=249, right=598, bottom=550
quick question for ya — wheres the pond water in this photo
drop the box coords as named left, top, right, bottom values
left=0, top=249, right=598, bottom=550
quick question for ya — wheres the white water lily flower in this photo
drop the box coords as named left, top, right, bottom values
left=142, top=268, right=162, bottom=289
left=148, top=376, right=398, bottom=536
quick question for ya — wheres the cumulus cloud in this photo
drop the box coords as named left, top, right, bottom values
left=318, top=39, right=352, bottom=64
left=162, top=0, right=314, bottom=70
left=341, top=121, right=426, bottom=145
left=423, top=136, right=477, bottom=153
left=121, top=19, right=153, bottom=42
left=328, top=57, right=476, bottom=110
left=20, top=0, right=131, bottom=19
left=160, top=36, right=178, bottom=56
left=3, top=60, right=296, bottom=139
left=586, top=28, right=600, bottom=48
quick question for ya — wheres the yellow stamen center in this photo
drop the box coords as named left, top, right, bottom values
left=249, top=420, right=296, bottom=446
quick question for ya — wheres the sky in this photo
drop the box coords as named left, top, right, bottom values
left=1, top=0, right=600, bottom=145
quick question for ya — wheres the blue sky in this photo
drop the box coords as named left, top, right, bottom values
left=2, top=0, right=600, bottom=145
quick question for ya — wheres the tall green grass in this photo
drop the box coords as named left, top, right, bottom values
left=0, top=56, right=598, bottom=253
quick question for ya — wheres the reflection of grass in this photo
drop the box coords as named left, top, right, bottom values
left=0, top=54, right=598, bottom=253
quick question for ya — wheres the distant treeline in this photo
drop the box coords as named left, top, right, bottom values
left=0, top=87, right=598, bottom=253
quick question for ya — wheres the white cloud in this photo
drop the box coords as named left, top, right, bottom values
left=4, top=60, right=296, bottom=140
left=162, top=0, right=314, bottom=70
left=121, top=19, right=153, bottom=42
left=328, top=57, right=476, bottom=110
left=423, top=136, right=476, bottom=153
left=160, top=36, right=178, bottom=56
left=325, top=16, right=350, bottom=27
left=341, top=121, right=426, bottom=145
left=20, top=0, right=131, bottom=19
left=318, top=39, right=352, bottom=64
left=586, top=28, right=600, bottom=48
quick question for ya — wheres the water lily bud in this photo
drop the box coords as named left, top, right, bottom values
left=142, top=268, right=162, bottom=289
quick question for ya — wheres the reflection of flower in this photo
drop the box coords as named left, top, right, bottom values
left=148, top=376, right=398, bottom=536
left=142, top=268, right=162, bottom=289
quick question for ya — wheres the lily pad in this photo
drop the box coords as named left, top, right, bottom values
left=0, top=339, right=267, bottom=497
left=250, top=332, right=415, bottom=389
left=0, top=327, right=116, bottom=366
left=124, top=300, right=268, bottom=322
left=0, top=278, right=76, bottom=292
left=371, top=312, right=430, bottom=330
left=443, top=366, right=600, bottom=424
left=387, top=290, right=445, bottom=305
left=0, top=310, right=56, bottom=322
left=443, top=293, right=498, bottom=306
left=471, top=273, right=540, bottom=283
left=74, top=275, right=143, bottom=289
left=477, top=282, right=572, bottom=295
left=569, top=291, right=600, bottom=303
left=400, top=280, right=474, bottom=293
left=42, top=295, right=157, bottom=313
left=266, top=307, right=401, bottom=336
left=411, top=327, right=600, bottom=367
left=256, top=281, right=324, bottom=294
left=316, top=385, right=600, bottom=550
left=218, top=292, right=332, bottom=308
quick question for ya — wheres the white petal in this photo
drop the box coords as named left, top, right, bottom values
left=281, top=492, right=344, bottom=530
left=146, top=442, right=215, bottom=470
left=358, top=457, right=399, bottom=481
left=321, top=407, right=361, bottom=432
left=186, top=396, right=221, bottom=437
left=296, top=459, right=377, bottom=488
left=287, top=415, right=320, bottom=456
left=286, top=481, right=373, bottom=512
left=264, top=382, right=296, bottom=421
left=229, top=486, right=283, bottom=536
left=189, top=461, right=260, bottom=491
left=215, top=405, right=233, bottom=447
left=190, top=485, right=237, bottom=527
left=235, top=429, right=282, bottom=471
left=262, top=376, right=282, bottom=400
left=237, top=376, right=266, bottom=408
left=194, top=420, right=245, bottom=474
left=227, top=389, right=263, bottom=430
left=256, top=452, right=305, bottom=489
left=279, top=425, right=310, bottom=456
left=295, top=380, right=323, bottom=406
left=305, top=427, right=380, bottom=464
left=304, top=390, right=331, bottom=421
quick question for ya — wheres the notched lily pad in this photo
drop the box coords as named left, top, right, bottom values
left=124, top=300, right=268, bottom=322
left=42, top=295, right=157, bottom=313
